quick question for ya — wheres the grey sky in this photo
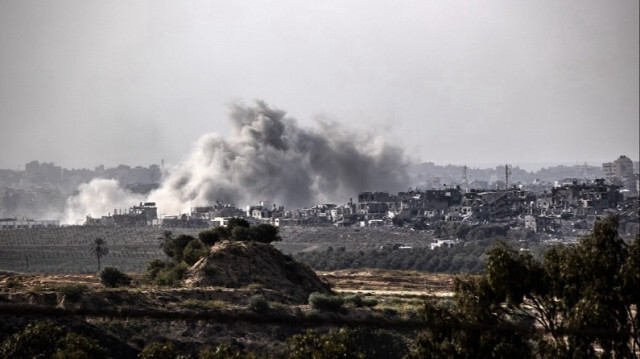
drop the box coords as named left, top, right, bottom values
left=1, top=0, right=638, bottom=170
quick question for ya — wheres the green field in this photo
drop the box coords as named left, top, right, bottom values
left=0, top=225, right=435, bottom=274
left=0, top=227, right=202, bottom=273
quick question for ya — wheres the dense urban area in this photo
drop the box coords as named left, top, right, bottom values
left=0, top=156, right=638, bottom=358
left=1, top=156, right=638, bottom=239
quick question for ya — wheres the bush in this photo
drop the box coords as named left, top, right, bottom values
left=144, top=259, right=168, bottom=280
left=5, top=277, right=23, bottom=289
left=248, top=294, right=270, bottom=313
left=198, top=229, right=222, bottom=246
left=181, top=299, right=224, bottom=310
left=198, top=343, right=246, bottom=359
left=231, top=226, right=251, bottom=242
left=0, top=321, right=106, bottom=359
left=349, top=327, right=410, bottom=359
left=226, top=217, right=250, bottom=232
left=58, top=283, right=88, bottom=302
left=138, top=341, right=178, bottom=359
left=382, top=308, right=398, bottom=317
left=154, top=262, right=189, bottom=287
left=344, top=294, right=364, bottom=307
left=99, top=267, right=131, bottom=288
left=344, top=294, right=377, bottom=308
left=285, top=328, right=365, bottom=359
left=249, top=224, right=281, bottom=243
left=183, top=239, right=209, bottom=265
left=308, top=292, right=344, bottom=312
left=162, top=234, right=196, bottom=263
left=144, top=259, right=189, bottom=287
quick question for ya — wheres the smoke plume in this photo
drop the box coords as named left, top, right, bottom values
left=65, top=101, right=410, bottom=220
left=62, top=179, right=145, bottom=224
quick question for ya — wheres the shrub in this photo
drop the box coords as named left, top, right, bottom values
left=144, top=259, right=189, bottom=287
left=99, top=267, right=131, bottom=288
left=198, top=343, right=246, bottom=359
left=144, top=259, right=168, bottom=281
left=249, top=224, right=281, bottom=243
left=344, top=294, right=364, bottom=307
left=344, top=294, right=377, bottom=308
left=0, top=321, right=106, bottom=359
left=362, top=298, right=378, bottom=308
left=183, top=239, right=209, bottom=265
left=154, top=262, right=189, bottom=287
left=382, top=308, right=397, bottom=317
left=308, top=292, right=344, bottom=312
left=181, top=299, right=224, bottom=310
left=138, top=341, right=178, bottom=359
left=162, top=234, right=196, bottom=263
left=226, top=217, right=250, bottom=232
left=58, top=283, right=88, bottom=302
left=285, top=328, right=365, bottom=359
left=349, top=327, right=410, bottom=359
left=231, top=226, right=251, bottom=242
left=198, top=229, right=222, bottom=246
left=248, top=294, right=270, bottom=313
left=5, top=277, right=23, bottom=289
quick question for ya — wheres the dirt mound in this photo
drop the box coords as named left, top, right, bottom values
left=183, top=241, right=330, bottom=303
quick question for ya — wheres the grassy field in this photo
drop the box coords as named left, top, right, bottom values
left=0, top=227, right=202, bottom=273
left=0, top=226, right=435, bottom=274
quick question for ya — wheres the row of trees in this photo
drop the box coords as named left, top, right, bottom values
left=293, top=237, right=527, bottom=274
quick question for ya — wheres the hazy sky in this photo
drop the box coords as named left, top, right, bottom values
left=1, top=0, right=638, bottom=171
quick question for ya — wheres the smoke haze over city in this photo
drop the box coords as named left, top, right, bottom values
left=59, top=101, right=409, bottom=223
left=146, top=101, right=409, bottom=214
left=0, top=0, right=637, bottom=171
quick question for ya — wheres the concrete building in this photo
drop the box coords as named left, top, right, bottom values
left=0, top=218, right=59, bottom=229
left=603, top=155, right=634, bottom=183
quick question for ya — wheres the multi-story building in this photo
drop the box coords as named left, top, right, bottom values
left=603, top=155, right=634, bottom=183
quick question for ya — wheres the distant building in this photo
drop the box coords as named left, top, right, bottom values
left=0, top=218, right=59, bottom=229
left=603, top=155, right=634, bottom=183
left=430, top=239, right=456, bottom=250
left=551, top=179, right=621, bottom=216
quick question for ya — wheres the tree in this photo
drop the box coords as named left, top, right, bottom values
left=162, top=234, right=195, bottom=263
left=405, top=215, right=639, bottom=359
left=249, top=224, right=281, bottom=243
left=226, top=217, right=250, bottom=232
left=100, top=267, right=131, bottom=287
left=158, top=230, right=174, bottom=248
left=0, top=321, right=106, bottom=359
left=91, top=238, right=109, bottom=271
left=183, top=239, right=209, bottom=265
left=199, top=229, right=222, bottom=246
left=231, top=226, right=252, bottom=242
left=285, top=328, right=365, bottom=359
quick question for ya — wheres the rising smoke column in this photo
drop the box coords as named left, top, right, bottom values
left=62, top=178, right=146, bottom=225
left=147, top=100, right=410, bottom=214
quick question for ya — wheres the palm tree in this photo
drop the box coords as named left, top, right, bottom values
left=92, top=238, right=109, bottom=272
left=158, top=230, right=173, bottom=247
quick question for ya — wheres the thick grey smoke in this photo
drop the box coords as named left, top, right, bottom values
left=62, top=178, right=145, bottom=224
left=147, top=101, right=409, bottom=214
